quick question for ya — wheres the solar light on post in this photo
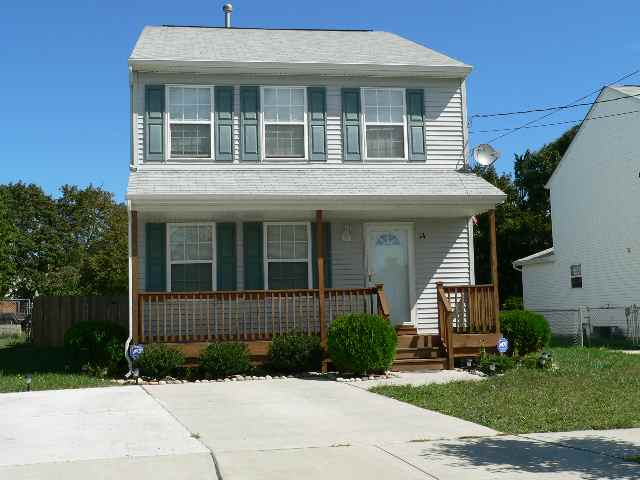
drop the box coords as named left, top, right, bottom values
left=25, top=374, right=32, bottom=392
left=489, top=363, right=496, bottom=374
left=466, top=358, right=473, bottom=370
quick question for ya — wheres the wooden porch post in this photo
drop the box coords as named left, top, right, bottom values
left=489, top=209, right=500, bottom=332
left=131, top=210, right=140, bottom=343
left=315, top=210, right=326, bottom=345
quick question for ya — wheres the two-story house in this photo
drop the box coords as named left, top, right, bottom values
left=514, top=85, right=640, bottom=342
left=126, top=17, right=506, bottom=369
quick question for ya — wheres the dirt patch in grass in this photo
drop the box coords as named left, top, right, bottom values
left=372, top=348, right=640, bottom=434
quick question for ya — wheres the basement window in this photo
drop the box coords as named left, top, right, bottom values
left=570, top=264, right=582, bottom=289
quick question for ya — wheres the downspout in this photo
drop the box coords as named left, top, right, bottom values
left=124, top=199, right=134, bottom=376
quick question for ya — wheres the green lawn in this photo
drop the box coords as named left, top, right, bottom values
left=372, top=348, right=640, bottom=434
left=0, top=335, right=112, bottom=393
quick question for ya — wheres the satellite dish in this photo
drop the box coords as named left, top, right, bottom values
left=473, top=144, right=501, bottom=167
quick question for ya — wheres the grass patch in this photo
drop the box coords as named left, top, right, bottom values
left=0, top=334, right=111, bottom=393
left=371, top=348, right=640, bottom=434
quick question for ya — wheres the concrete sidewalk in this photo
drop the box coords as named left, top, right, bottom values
left=0, top=387, right=217, bottom=479
left=146, top=379, right=640, bottom=479
left=1, top=381, right=638, bottom=479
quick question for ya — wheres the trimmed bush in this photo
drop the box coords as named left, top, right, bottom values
left=199, top=342, right=252, bottom=378
left=327, top=313, right=397, bottom=375
left=136, top=344, right=184, bottom=379
left=267, top=334, right=323, bottom=374
left=500, top=310, right=551, bottom=356
left=478, top=353, right=516, bottom=375
left=64, top=321, right=127, bottom=374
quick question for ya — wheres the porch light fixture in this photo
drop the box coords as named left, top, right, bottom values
left=341, top=224, right=352, bottom=242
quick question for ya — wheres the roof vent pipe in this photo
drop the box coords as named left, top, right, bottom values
left=223, top=3, right=232, bottom=28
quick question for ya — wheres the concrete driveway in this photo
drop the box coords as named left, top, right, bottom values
left=2, top=380, right=639, bottom=479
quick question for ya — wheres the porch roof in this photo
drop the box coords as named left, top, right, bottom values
left=127, top=166, right=506, bottom=208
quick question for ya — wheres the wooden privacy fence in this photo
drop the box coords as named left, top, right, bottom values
left=31, top=296, right=128, bottom=347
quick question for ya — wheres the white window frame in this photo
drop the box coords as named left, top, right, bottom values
left=260, top=86, right=309, bottom=162
left=361, top=87, right=408, bottom=162
left=570, top=263, right=582, bottom=289
left=165, top=85, right=215, bottom=161
left=166, top=222, right=217, bottom=292
left=262, top=222, right=313, bottom=289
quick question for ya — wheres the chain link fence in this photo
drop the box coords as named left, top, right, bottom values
left=533, top=305, right=640, bottom=347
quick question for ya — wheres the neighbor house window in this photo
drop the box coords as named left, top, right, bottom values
left=169, top=224, right=215, bottom=291
left=263, top=87, right=306, bottom=159
left=265, top=223, right=310, bottom=289
left=570, top=264, right=582, bottom=288
left=168, top=86, right=213, bottom=159
left=362, top=88, right=406, bottom=159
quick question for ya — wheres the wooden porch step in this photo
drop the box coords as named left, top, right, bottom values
left=391, top=358, right=447, bottom=371
left=396, top=334, right=440, bottom=349
left=395, top=347, right=441, bottom=360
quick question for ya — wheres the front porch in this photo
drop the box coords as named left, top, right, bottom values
left=129, top=206, right=502, bottom=370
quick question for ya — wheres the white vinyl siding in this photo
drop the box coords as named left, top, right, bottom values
left=135, top=74, right=465, bottom=169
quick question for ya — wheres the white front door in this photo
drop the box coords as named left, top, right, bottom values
left=365, top=224, right=413, bottom=325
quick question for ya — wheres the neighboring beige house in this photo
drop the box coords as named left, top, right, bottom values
left=515, top=85, right=640, bottom=339
left=126, top=16, right=505, bottom=369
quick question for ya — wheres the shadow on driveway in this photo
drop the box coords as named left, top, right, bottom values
left=420, top=435, right=639, bottom=480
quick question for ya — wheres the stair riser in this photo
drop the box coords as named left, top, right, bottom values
left=395, top=348, right=441, bottom=360
left=391, top=361, right=445, bottom=372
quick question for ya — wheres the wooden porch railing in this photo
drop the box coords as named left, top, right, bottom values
left=137, top=286, right=389, bottom=344
left=437, top=282, right=500, bottom=368
left=442, top=284, right=499, bottom=334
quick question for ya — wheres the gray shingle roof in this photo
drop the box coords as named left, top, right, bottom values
left=127, top=166, right=504, bottom=202
left=129, top=26, right=470, bottom=76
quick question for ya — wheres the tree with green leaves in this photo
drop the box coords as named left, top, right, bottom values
left=474, top=126, right=578, bottom=304
left=0, top=183, right=127, bottom=298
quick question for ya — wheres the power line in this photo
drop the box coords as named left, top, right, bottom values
left=470, top=108, right=640, bottom=134
left=482, top=69, right=640, bottom=144
left=470, top=90, right=640, bottom=119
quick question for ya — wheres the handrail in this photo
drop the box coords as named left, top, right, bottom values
left=375, top=283, right=391, bottom=321
left=436, top=282, right=455, bottom=369
left=441, top=284, right=498, bottom=334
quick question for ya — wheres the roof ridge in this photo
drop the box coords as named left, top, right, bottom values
left=158, top=25, right=374, bottom=32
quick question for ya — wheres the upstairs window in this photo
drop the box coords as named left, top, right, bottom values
left=168, top=86, right=213, bottom=159
left=263, top=87, right=306, bottom=159
left=265, top=223, right=310, bottom=289
left=570, top=264, right=582, bottom=289
left=168, top=224, right=215, bottom=292
left=362, top=88, right=406, bottom=160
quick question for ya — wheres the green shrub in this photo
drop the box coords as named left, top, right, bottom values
left=501, top=310, right=551, bottom=356
left=327, top=313, right=397, bottom=375
left=267, top=334, right=323, bottom=374
left=136, top=344, right=184, bottom=379
left=64, top=321, right=127, bottom=374
left=502, top=296, right=524, bottom=311
left=199, top=342, right=252, bottom=378
left=478, top=353, right=515, bottom=375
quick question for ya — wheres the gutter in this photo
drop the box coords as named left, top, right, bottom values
left=128, top=59, right=472, bottom=79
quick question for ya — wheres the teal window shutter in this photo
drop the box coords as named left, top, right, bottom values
left=145, top=223, right=166, bottom=291
left=217, top=223, right=237, bottom=290
left=215, top=87, right=234, bottom=162
left=240, top=86, right=260, bottom=161
left=243, top=222, right=264, bottom=289
left=145, top=85, right=165, bottom=162
left=341, top=88, right=361, bottom=161
left=307, top=87, right=327, bottom=161
left=406, top=89, right=426, bottom=161
left=311, top=222, right=332, bottom=288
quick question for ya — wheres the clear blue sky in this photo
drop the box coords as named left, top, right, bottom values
left=3, top=1, right=640, bottom=201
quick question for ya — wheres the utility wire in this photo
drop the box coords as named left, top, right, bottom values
left=470, top=90, right=640, bottom=119
left=470, top=108, right=640, bottom=134
left=481, top=69, right=640, bottom=144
